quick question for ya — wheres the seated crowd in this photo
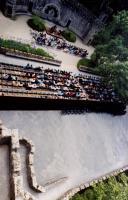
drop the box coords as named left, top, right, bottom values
left=0, top=63, right=119, bottom=102
left=32, top=31, right=88, bottom=58
left=79, top=76, right=118, bottom=102
left=0, top=63, right=85, bottom=99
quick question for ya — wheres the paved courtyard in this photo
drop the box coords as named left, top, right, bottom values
left=0, top=110, right=128, bottom=200
left=0, top=12, right=94, bottom=73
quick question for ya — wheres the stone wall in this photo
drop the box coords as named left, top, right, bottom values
left=2, top=0, right=108, bottom=43
left=59, top=166, right=128, bottom=200
left=0, top=121, right=67, bottom=200
left=32, top=0, right=98, bottom=41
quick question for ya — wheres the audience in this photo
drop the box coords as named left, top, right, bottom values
left=0, top=63, right=119, bottom=102
left=32, top=31, right=88, bottom=58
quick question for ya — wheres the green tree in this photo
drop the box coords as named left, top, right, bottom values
left=72, top=173, right=128, bottom=200
left=90, top=11, right=128, bottom=100
left=93, top=11, right=128, bottom=46
left=96, top=60, right=128, bottom=100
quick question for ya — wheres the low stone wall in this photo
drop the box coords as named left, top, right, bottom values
left=0, top=121, right=36, bottom=200
left=0, top=121, right=67, bottom=200
left=59, top=166, right=128, bottom=200
left=20, top=137, right=46, bottom=193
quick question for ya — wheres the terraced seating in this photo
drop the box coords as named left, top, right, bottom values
left=0, top=62, right=119, bottom=102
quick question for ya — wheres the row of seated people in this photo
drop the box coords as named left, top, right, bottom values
left=32, top=32, right=88, bottom=58
left=0, top=63, right=119, bottom=102
left=1, top=64, right=72, bottom=82
left=79, top=76, right=118, bottom=102
left=1, top=64, right=85, bottom=99
left=1, top=63, right=75, bottom=79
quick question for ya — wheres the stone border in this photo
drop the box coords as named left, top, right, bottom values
left=0, top=121, right=37, bottom=200
left=0, top=121, right=67, bottom=200
left=20, top=137, right=45, bottom=193
left=58, top=166, right=128, bottom=200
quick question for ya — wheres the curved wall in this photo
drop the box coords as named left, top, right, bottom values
left=0, top=110, right=128, bottom=200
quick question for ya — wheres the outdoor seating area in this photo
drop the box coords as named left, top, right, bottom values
left=0, top=63, right=84, bottom=99
left=0, top=62, right=119, bottom=102
left=79, top=76, right=119, bottom=102
left=32, top=31, right=88, bottom=58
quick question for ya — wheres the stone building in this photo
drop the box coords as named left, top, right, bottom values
left=1, top=0, right=110, bottom=44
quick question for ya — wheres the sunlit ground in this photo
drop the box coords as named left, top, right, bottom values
left=0, top=12, right=94, bottom=73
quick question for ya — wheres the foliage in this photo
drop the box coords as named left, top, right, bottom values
left=62, top=30, right=76, bottom=43
left=91, top=11, right=128, bottom=101
left=93, top=10, right=128, bottom=46
left=27, top=15, right=46, bottom=32
left=96, top=60, right=128, bottom=100
left=0, top=38, right=53, bottom=59
left=71, top=172, right=128, bottom=200
left=77, top=58, right=94, bottom=68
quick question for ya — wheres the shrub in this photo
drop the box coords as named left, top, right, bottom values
left=77, top=58, right=94, bottom=68
left=77, top=58, right=99, bottom=75
left=27, top=16, right=46, bottom=32
left=62, top=30, right=76, bottom=43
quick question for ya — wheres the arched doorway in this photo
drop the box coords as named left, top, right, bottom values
left=43, top=4, right=60, bottom=20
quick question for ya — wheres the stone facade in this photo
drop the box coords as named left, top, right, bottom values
left=2, top=0, right=109, bottom=44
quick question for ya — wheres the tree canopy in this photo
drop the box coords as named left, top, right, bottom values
left=71, top=173, right=128, bottom=200
left=91, top=11, right=128, bottom=101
